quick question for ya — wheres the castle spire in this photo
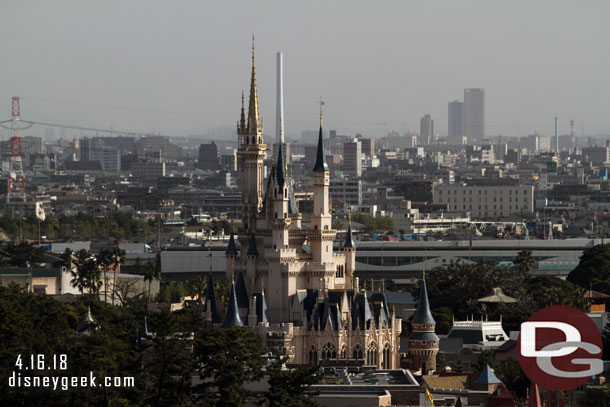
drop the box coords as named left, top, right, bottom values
left=221, top=280, right=244, bottom=328
left=313, top=97, right=328, bottom=172
left=343, top=209, right=355, bottom=249
left=239, top=90, right=246, bottom=132
left=203, top=273, right=222, bottom=323
left=412, top=278, right=435, bottom=325
left=247, top=35, right=261, bottom=135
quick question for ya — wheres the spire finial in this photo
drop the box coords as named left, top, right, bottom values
left=247, top=36, right=261, bottom=136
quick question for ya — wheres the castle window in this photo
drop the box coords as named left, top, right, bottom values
left=258, top=137, right=262, bottom=144
left=308, top=346, right=318, bottom=366
left=340, top=345, right=346, bottom=359
left=284, top=189, right=287, bottom=198
left=352, top=345, right=363, bottom=360
left=321, top=343, right=337, bottom=360
left=246, top=136, right=249, bottom=144
left=366, top=342, right=378, bottom=366
left=382, top=343, right=391, bottom=369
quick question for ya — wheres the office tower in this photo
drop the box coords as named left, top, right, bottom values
left=198, top=142, right=219, bottom=170
left=463, top=88, right=485, bottom=142
left=343, top=139, right=362, bottom=177
left=448, top=101, right=463, bottom=143
left=420, top=114, right=434, bottom=145
left=360, top=138, right=375, bottom=156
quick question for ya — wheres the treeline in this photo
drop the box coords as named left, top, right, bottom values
left=0, top=210, right=151, bottom=241
left=0, top=286, right=320, bottom=407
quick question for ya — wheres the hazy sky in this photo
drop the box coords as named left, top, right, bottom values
left=1, top=1, right=609, bottom=141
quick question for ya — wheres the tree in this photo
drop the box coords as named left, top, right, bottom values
left=111, top=248, right=126, bottom=304
left=71, top=249, right=100, bottom=296
left=0, top=241, right=46, bottom=267
left=97, top=249, right=115, bottom=303
left=263, top=361, right=321, bottom=407
left=144, top=308, right=193, bottom=407
left=187, top=275, right=207, bottom=301
left=513, top=250, right=536, bottom=273
left=431, top=307, right=453, bottom=335
left=567, top=243, right=610, bottom=294
left=194, top=327, right=265, bottom=407
left=142, top=262, right=161, bottom=302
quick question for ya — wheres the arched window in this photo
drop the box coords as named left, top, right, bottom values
left=352, top=345, right=363, bottom=360
left=258, top=137, right=262, bottom=144
left=340, top=345, right=346, bottom=359
left=382, top=343, right=391, bottom=369
left=366, top=342, right=378, bottom=366
left=308, top=346, right=318, bottom=366
left=321, top=342, right=337, bottom=360
left=246, top=136, right=249, bottom=144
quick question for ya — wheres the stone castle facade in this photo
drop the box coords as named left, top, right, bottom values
left=203, top=42, right=404, bottom=369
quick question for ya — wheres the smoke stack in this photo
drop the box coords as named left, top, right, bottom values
left=276, top=52, right=284, bottom=144
left=555, top=116, right=558, bottom=153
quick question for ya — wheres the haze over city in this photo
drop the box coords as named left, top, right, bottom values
left=1, top=0, right=609, bottom=139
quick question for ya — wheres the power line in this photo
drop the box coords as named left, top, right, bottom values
left=0, top=119, right=167, bottom=137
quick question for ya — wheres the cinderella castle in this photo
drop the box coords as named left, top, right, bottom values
left=203, top=42, right=438, bottom=372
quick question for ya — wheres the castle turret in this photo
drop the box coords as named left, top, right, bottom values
left=266, top=141, right=295, bottom=322
left=408, top=276, right=438, bottom=374
left=225, top=231, right=238, bottom=281
left=221, top=280, right=244, bottom=328
left=310, top=101, right=334, bottom=289
left=203, top=273, right=222, bottom=324
left=343, top=211, right=356, bottom=287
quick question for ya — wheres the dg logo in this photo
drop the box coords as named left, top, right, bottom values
left=518, top=305, right=603, bottom=391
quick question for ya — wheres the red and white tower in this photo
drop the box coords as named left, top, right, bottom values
left=7, top=97, right=26, bottom=203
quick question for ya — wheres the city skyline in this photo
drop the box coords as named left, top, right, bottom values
left=1, top=1, right=609, bottom=140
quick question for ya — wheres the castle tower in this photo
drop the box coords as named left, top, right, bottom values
left=310, top=101, right=334, bottom=289
left=225, top=231, right=238, bottom=282
left=343, top=211, right=356, bottom=288
left=408, top=276, right=439, bottom=374
left=237, top=38, right=266, bottom=235
left=266, top=141, right=294, bottom=322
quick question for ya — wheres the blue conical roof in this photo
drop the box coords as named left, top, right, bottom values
left=412, top=279, right=435, bottom=325
left=221, top=281, right=244, bottom=328
left=474, top=364, right=502, bottom=384
left=313, top=124, right=328, bottom=172
left=234, top=272, right=250, bottom=309
left=276, top=141, right=285, bottom=189
left=343, top=223, right=355, bottom=249
left=247, top=234, right=259, bottom=256
left=203, top=273, right=222, bottom=323
left=225, top=232, right=238, bottom=255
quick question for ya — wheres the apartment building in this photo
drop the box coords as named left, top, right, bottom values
left=434, top=184, right=534, bottom=218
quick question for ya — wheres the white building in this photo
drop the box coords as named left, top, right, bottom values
left=434, top=184, right=534, bottom=218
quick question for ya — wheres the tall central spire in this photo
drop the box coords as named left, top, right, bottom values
left=248, top=35, right=262, bottom=135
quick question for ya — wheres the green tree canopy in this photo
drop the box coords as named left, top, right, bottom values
left=567, top=243, right=610, bottom=294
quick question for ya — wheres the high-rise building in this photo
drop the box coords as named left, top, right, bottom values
left=448, top=101, right=463, bottom=143
left=463, top=88, right=485, bottom=142
left=343, top=139, right=362, bottom=177
left=420, top=114, right=434, bottom=145
left=359, top=138, right=375, bottom=157
left=198, top=142, right=219, bottom=170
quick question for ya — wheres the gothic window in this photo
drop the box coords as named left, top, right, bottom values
left=246, top=136, right=249, bottom=144
left=366, top=342, right=378, bottom=366
left=352, top=345, right=363, bottom=360
left=340, top=345, right=346, bottom=359
left=321, top=342, right=337, bottom=360
left=258, top=137, right=262, bottom=144
left=382, top=343, right=391, bottom=369
left=308, top=346, right=318, bottom=365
